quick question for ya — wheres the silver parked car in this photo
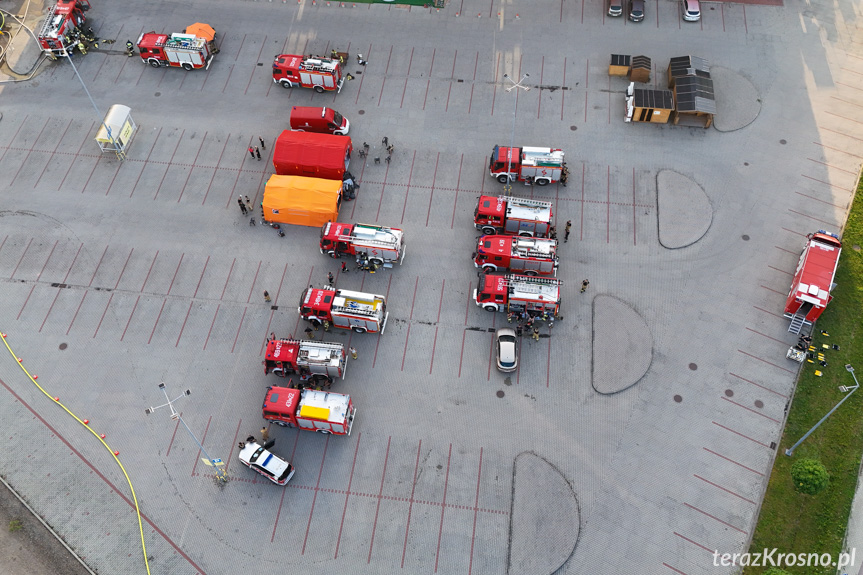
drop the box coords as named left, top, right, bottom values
left=495, top=328, right=518, bottom=373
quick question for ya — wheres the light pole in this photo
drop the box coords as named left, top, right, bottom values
left=145, top=382, right=228, bottom=483
left=785, top=364, right=860, bottom=456
left=502, top=72, right=530, bottom=194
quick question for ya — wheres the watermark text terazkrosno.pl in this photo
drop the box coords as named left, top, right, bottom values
left=713, top=548, right=856, bottom=569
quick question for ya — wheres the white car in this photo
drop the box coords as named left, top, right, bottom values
left=495, top=328, right=518, bottom=373
left=682, top=0, right=701, bottom=21
left=238, top=438, right=295, bottom=485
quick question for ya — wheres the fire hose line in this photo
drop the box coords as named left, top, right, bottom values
left=0, top=332, right=151, bottom=575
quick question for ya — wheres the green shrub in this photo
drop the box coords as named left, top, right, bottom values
left=763, top=568, right=791, bottom=575
left=790, top=458, right=829, bottom=495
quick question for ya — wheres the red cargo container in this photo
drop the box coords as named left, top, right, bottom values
left=272, top=130, right=352, bottom=181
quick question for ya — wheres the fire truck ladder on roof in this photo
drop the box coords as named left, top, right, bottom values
left=505, top=276, right=562, bottom=288
left=331, top=300, right=379, bottom=317
left=336, top=234, right=398, bottom=250
left=514, top=241, right=555, bottom=259
left=501, top=195, right=553, bottom=209
left=299, top=341, right=344, bottom=358
left=38, top=5, right=60, bottom=38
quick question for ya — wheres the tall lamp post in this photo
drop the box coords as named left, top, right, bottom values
left=502, top=72, right=530, bottom=194
left=145, top=382, right=228, bottom=483
left=785, top=364, right=860, bottom=456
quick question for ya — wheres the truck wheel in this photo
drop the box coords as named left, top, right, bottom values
left=310, top=318, right=322, bottom=328
left=273, top=421, right=289, bottom=427
left=352, top=326, right=367, bottom=333
left=181, top=62, right=193, bottom=71
left=370, top=258, right=383, bottom=267
left=497, top=174, right=510, bottom=184
left=483, top=305, right=498, bottom=312
left=314, top=85, right=325, bottom=93
left=318, top=429, right=332, bottom=434
left=524, top=270, right=539, bottom=276
left=481, top=226, right=496, bottom=235
left=280, top=81, right=293, bottom=89
left=148, top=60, right=160, bottom=68
left=536, top=178, right=549, bottom=186
left=482, top=265, right=496, bottom=274
left=518, top=232, right=533, bottom=237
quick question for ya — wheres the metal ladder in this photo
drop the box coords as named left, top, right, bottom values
left=788, top=313, right=807, bottom=335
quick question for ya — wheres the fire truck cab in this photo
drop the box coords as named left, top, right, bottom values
left=273, top=54, right=344, bottom=93
left=137, top=31, right=216, bottom=71
left=783, top=231, right=842, bottom=334
left=489, top=145, right=565, bottom=186
left=320, top=222, right=406, bottom=268
left=263, top=338, right=347, bottom=384
left=263, top=386, right=356, bottom=435
left=37, top=0, right=90, bottom=56
left=474, top=195, right=554, bottom=237
left=299, top=286, right=388, bottom=334
left=474, top=235, right=559, bottom=276
left=474, top=273, right=562, bottom=316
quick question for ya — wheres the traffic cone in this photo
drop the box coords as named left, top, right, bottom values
left=83, top=420, right=89, bottom=425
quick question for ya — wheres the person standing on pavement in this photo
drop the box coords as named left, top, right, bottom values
left=264, top=290, right=271, bottom=302
left=255, top=146, right=261, bottom=160
left=260, top=426, right=269, bottom=442
left=341, top=261, right=348, bottom=273
left=244, top=195, right=252, bottom=211
left=532, top=327, right=540, bottom=341
left=259, top=136, right=266, bottom=150
left=565, top=220, right=572, bottom=243
left=328, top=272, right=334, bottom=285
left=248, top=146, right=255, bottom=159
left=350, top=346, right=358, bottom=360
left=581, top=279, right=589, bottom=293
left=238, top=198, right=247, bottom=215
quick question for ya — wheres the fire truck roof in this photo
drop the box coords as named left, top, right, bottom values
left=506, top=199, right=552, bottom=223
left=138, top=32, right=169, bottom=48
left=520, top=147, right=565, bottom=168
left=265, top=339, right=299, bottom=363
left=298, top=389, right=351, bottom=424
left=793, top=232, right=842, bottom=308
left=513, top=236, right=556, bottom=255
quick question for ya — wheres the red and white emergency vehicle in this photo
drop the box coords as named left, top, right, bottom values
left=263, top=338, right=347, bottom=384
left=474, top=195, right=554, bottom=237
left=262, top=385, right=356, bottom=436
left=37, top=0, right=90, bottom=56
left=299, top=286, right=388, bottom=334
left=137, top=30, right=216, bottom=71
left=474, top=273, right=562, bottom=316
left=320, top=222, right=406, bottom=267
left=272, top=54, right=344, bottom=93
left=474, top=235, right=559, bottom=276
left=489, top=145, right=565, bottom=186
left=783, top=231, right=842, bottom=334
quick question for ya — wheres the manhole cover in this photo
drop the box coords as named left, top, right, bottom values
left=725, top=389, right=734, bottom=397
left=358, top=110, right=365, bottom=115
left=779, top=139, right=787, bottom=145
left=742, top=235, right=750, bottom=241
left=673, top=395, right=682, bottom=403
left=689, top=363, right=698, bottom=370
left=754, top=400, right=764, bottom=408
left=570, top=126, right=577, bottom=131
left=496, top=390, right=505, bottom=398
left=59, top=343, right=68, bottom=350
left=744, top=162, right=749, bottom=166
left=154, top=92, right=161, bottom=97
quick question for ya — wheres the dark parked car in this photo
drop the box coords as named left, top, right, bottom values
left=629, top=0, right=645, bottom=21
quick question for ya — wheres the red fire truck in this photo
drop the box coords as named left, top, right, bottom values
left=474, top=195, right=554, bottom=237
left=37, top=0, right=90, bottom=56
left=137, top=30, right=217, bottom=71
left=320, top=222, right=406, bottom=268
left=262, top=385, right=356, bottom=436
left=489, top=145, right=565, bottom=186
left=263, top=338, right=347, bottom=385
left=273, top=54, right=345, bottom=93
left=299, top=286, right=388, bottom=334
left=474, top=273, right=562, bottom=316
left=474, top=235, right=559, bottom=276
left=783, top=231, right=842, bottom=334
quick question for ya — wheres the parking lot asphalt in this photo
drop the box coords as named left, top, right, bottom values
left=1, top=0, right=862, bottom=573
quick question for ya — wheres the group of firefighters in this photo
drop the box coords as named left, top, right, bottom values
left=54, top=26, right=135, bottom=57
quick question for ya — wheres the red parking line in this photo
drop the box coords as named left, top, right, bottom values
left=450, top=154, right=463, bottom=228
left=224, top=418, right=243, bottom=474
left=10, top=238, right=33, bottom=280
left=400, top=151, right=417, bottom=224
left=742, top=5, right=748, bottom=34
left=721, top=396, right=781, bottom=423
left=434, top=443, right=453, bottom=572
left=683, top=502, right=747, bottom=534
left=728, top=372, right=787, bottom=398
left=813, top=141, right=863, bottom=159
left=354, top=43, right=373, bottom=105
left=458, top=330, right=467, bottom=378
left=693, top=473, right=757, bottom=505
left=231, top=307, right=248, bottom=353
left=375, top=161, right=391, bottom=221
left=584, top=59, right=589, bottom=122
left=423, top=48, right=435, bottom=110
left=632, top=168, right=637, bottom=245
left=16, top=240, right=58, bottom=320
left=202, top=134, right=230, bottom=205
left=721, top=3, right=726, bottom=31
left=154, top=130, right=185, bottom=200
left=34, top=119, right=72, bottom=189
left=120, top=296, right=140, bottom=341
left=702, top=447, right=764, bottom=476
left=401, top=439, right=422, bottom=568
left=301, top=435, right=331, bottom=554
left=429, top=279, right=445, bottom=374
left=147, top=298, right=167, bottom=344
left=165, top=413, right=182, bottom=456
left=220, top=258, right=236, bottom=300
left=445, top=50, right=457, bottom=112
left=377, top=45, right=394, bottom=107
left=66, top=292, right=87, bottom=335
left=80, top=155, right=103, bottom=194
left=92, top=293, right=114, bottom=338
left=737, top=349, right=795, bottom=374
left=9, top=117, right=50, bottom=188
left=487, top=327, right=494, bottom=380
left=467, top=52, right=479, bottom=114
left=712, top=421, right=772, bottom=449
left=0, top=114, right=28, bottom=165
left=247, top=260, right=262, bottom=303
left=663, top=563, right=689, bottom=575
left=166, top=253, right=185, bottom=295
left=807, top=156, right=858, bottom=174
left=561, top=57, right=567, bottom=121
left=203, top=304, right=220, bottom=350
left=371, top=275, right=393, bottom=368
left=193, top=256, right=210, bottom=298
left=425, top=153, right=440, bottom=227
left=334, top=433, right=362, bottom=559
left=490, top=53, right=501, bottom=115
left=673, top=531, right=712, bottom=554
left=606, top=166, right=611, bottom=243
left=130, top=127, right=162, bottom=197
left=244, top=36, right=268, bottom=95
left=468, top=447, right=484, bottom=575
left=538, top=56, right=544, bottom=118
left=175, top=302, right=194, bottom=347
left=400, top=47, right=414, bottom=108
left=177, top=132, right=208, bottom=203
left=234, top=34, right=247, bottom=61
left=401, top=277, right=420, bottom=371
left=138, top=250, right=158, bottom=292
left=40, top=242, right=82, bottom=331
left=367, top=436, right=392, bottom=563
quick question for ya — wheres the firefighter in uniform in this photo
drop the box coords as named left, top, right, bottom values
left=126, top=40, right=134, bottom=57
left=77, top=40, right=88, bottom=55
